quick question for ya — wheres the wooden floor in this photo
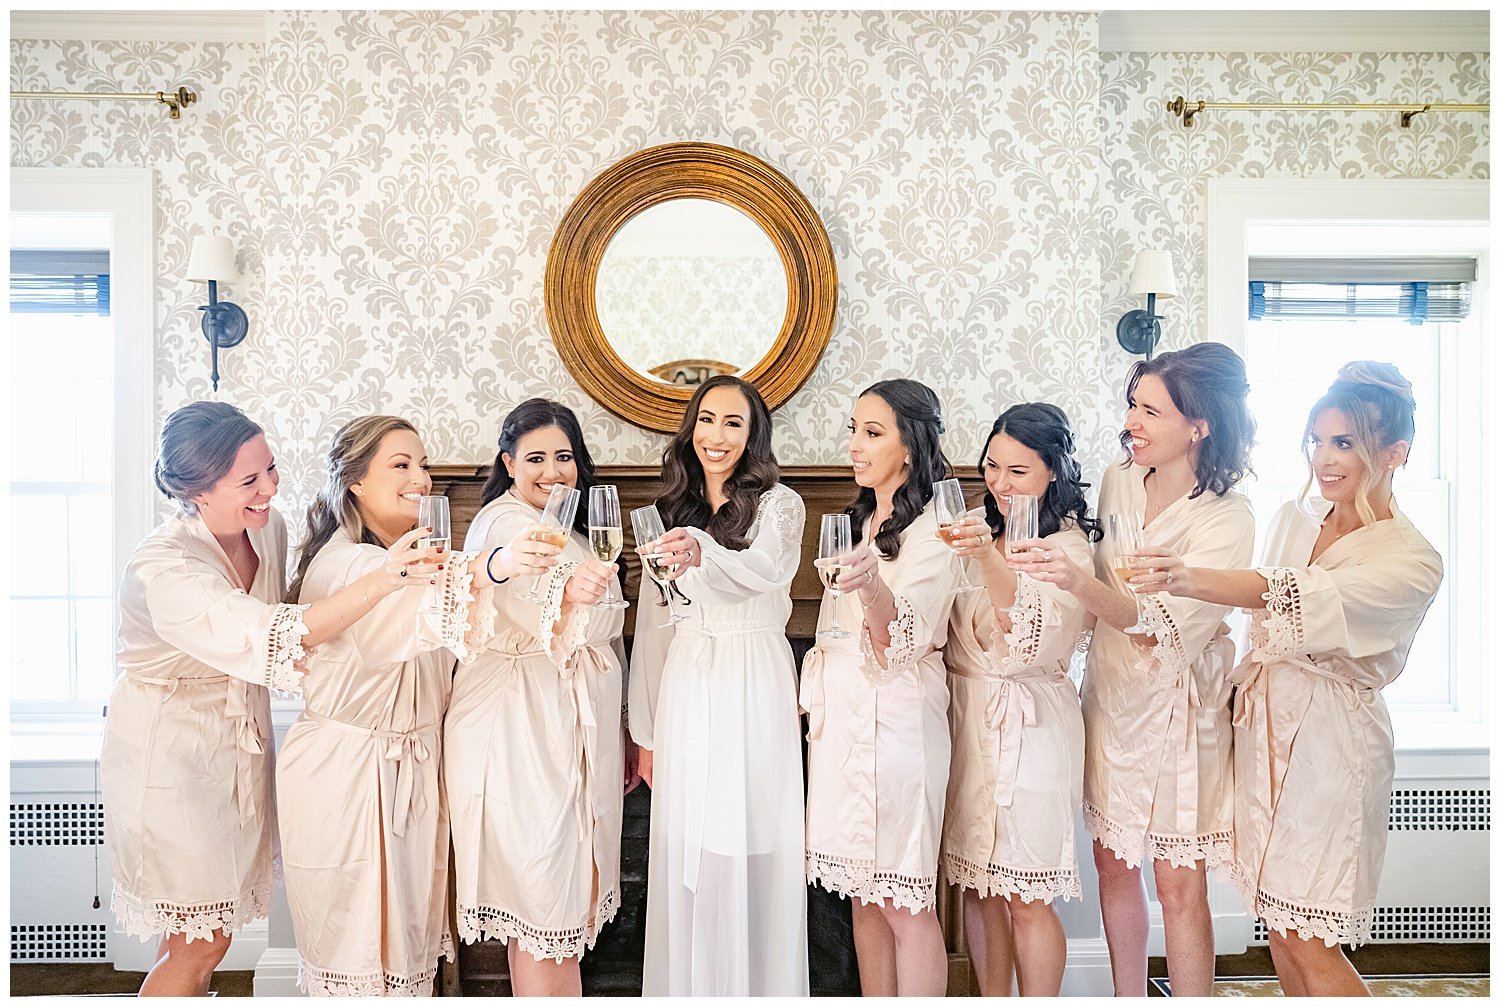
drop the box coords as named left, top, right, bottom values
left=10, top=942, right=1489, bottom=996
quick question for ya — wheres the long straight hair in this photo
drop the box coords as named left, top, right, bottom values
left=288, top=415, right=416, bottom=602
left=657, top=375, right=779, bottom=549
left=845, top=378, right=951, bottom=559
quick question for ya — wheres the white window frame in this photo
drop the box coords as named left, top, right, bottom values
left=10, top=168, right=155, bottom=727
left=1206, top=178, right=1489, bottom=751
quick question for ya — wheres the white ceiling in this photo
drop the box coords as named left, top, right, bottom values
left=8, top=9, right=1493, bottom=53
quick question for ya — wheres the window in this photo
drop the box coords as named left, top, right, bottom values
left=1208, top=179, right=1489, bottom=750
left=10, top=169, right=153, bottom=722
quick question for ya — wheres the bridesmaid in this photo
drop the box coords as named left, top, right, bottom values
left=938, top=403, right=1100, bottom=996
left=444, top=398, right=623, bottom=996
left=1136, top=362, right=1442, bottom=996
left=105, top=401, right=437, bottom=996
left=279, top=416, right=509, bottom=996
left=801, top=378, right=960, bottom=997
left=1011, top=342, right=1256, bottom=996
left=629, top=375, right=809, bottom=996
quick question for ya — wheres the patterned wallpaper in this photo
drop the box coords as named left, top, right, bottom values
left=10, top=13, right=1490, bottom=515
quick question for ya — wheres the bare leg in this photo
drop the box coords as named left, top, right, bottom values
left=1008, top=897, right=1067, bottom=997
left=1275, top=929, right=1370, bottom=996
left=139, top=931, right=231, bottom=996
left=508, top=941, right=583, bottom=997
left=1092, top=839, right=1148, bottom=996
left=963, top=889, right=1016, bottom=996
left=1267, top=930, right=1310, bottom=997
left=851, top=899, right=898, bottom=996
left=880, top=904, right=948, bottom=997
left=1152, top=860, right=1215, bottom=997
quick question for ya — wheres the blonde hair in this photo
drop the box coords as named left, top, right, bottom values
left=288, top=415, right=417, bottom=602
left=1298, top=361, right=1417, bottom=525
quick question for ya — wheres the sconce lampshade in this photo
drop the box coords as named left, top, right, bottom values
left=1127, top=250, right=1176, bottom=299
left=186, top=235, right=241, bottom=284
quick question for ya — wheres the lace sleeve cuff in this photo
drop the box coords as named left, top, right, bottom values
left=995, top=576, right=1043, bottom=674
left=265, top=603, right=311, bottom=697
left=1250, top=566, right=1304, bottom=661
left=1134, top=592, right=1190, bottom=686
left=539, top=559, right=588, bottom=665
left=859, top=591, right=920, bottom=685
left=439, top=550, right=495, bottom=665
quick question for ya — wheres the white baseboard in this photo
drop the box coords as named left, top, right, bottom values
left=1060, top=937, right=1115, bottom=996
left=253, top=946, right=305, bottom=997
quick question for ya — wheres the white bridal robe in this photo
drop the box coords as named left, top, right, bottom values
left=801, top=501, right=960, bottom=912
left=1082, top=462, right=1255, bottom=869
left=104, top=509, right=306, bottom=941
left=941, top=525, right=1092, bottom=904
left=445, top=489, right=625, bottom=961
left=278, top=527, right=494, bottom=996
left=1229, top=499, right=1441, bottom=946
left=629, top=484, right=809, bottom=995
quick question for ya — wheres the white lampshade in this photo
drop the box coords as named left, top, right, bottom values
left=1127, top=250, right=1176, bottom=299
left=186, top=235, right=240, bottom=284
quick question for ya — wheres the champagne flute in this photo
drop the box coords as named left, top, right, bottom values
left=816, top=513, right=852, bottom=640
left=1107, top=511, right=1152, bottom=634
left=630, top=504, right=686, bottom=627
left=416, top=495, right=450, bottom=616
left=933, top=478, right=982, bottom=593
left=519, top=483, right=580, bottom=603
left=589, top=484, right=627, bottom=611
left=1005, top=494, right=1040, bottom=620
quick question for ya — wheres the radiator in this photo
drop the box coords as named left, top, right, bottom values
left=9, top=800, right=110, bottom=962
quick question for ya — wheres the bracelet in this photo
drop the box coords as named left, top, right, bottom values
left=486, top=547, right=510, bottom=585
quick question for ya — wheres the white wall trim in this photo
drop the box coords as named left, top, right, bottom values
left=10, top=11, right=266, bottom=44
left=253, top=946, right=305, bottom=997
left=1100, top=11, right=1490, bottom=54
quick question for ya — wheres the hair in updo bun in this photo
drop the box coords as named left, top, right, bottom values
left=1301, top=360, right=1417, bottom=524
left=153, top=401, right=264, bottom=513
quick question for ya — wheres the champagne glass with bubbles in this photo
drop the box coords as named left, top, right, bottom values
left=1004, top=494, right=1040, bottom=621
left=519, top=483, right=580, bottom=603
left=589, top=484, right=627, bottom=611
left=817, top=513, right=852, bottom=640
left=933, top=478, right=982, bottom=593
left=1107, top=511, right=1152, bottom=634
left=631, top=504, right=686, bottom=627
left=416, top=495, right=450, bottom=616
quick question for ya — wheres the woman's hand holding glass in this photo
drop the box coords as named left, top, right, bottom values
left=1004, top=536, right=1086, bottom=591
left=647, top=527, right=701, bottom=578
left=836, top=543, right=884, bottom=606
left=562, top=557, right=619, bottom=607
left=504, top=522, right=567, bottom=580
left=1128, top=546, right=1190, bottom=595
left=382, top=526, right=446, bottom=587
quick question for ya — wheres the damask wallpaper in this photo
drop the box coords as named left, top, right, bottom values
left=9, top=12, right=1490, bottom=515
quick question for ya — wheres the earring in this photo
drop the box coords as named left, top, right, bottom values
left=1191, top=431, right=1200, bottom=443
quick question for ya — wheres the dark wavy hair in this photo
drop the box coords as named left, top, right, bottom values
left=1119, top=341, right=1255, bottom=498
left=846, top=379, right=952, bottom=559
left=980, top=402, right=1103, bottom=543
left=657, top=375, right=779, bottom=550
left=479, top=398, right=600, bottom=538
left=154, top=400, right=264, bottom=513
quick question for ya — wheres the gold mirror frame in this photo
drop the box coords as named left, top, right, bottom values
left=545, top=142, right=837, bottom=433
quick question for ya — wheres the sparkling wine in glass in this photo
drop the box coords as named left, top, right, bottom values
left=519, top=483, right=580, bottom=603
left=817, top=513, right=852, bottom=640
left=1005, top=494, right=1041, bottom=620
left=630, top=504, right=686, bottom=627
left=416, top=495, right=450, bottom=615
left=933, top=479, right=982, bottom=593
left=589, top=484, right=627, bottom=611
left=1107, top=510, right=1152, bottom=634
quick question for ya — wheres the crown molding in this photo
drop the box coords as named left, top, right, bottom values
left=1100, top=10, right=1490, bottom=53
left=10, top=10, right=266, bottom=44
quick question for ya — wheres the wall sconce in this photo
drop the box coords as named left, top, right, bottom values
left=1116, top=250, right=1176, bottom=360
left=185, top=235, right=249, bottom=392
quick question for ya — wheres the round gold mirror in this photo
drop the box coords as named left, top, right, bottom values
left=545, top=142, right=837, bottom=433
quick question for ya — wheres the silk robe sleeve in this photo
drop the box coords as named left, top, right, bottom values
left=674, top=486, right=805, bottom=605
left=996, top=527, right=1094, bottom=672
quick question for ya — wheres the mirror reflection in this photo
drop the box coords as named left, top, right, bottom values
left=595, top=198, right=788, bottom=386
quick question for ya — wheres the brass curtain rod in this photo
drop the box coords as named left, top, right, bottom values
left=1167, top=95, right=1488, bottom=129
left=10, top=86, right=197, bottom=119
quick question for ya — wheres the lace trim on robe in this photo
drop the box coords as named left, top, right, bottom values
left=1250, top=566, right=1304, bottom=661
left=754, top=485, right=804, bottom=562
left=1229, top=860, right=1374, bottom=948
left=858, top=591, right=920, bottom=687
left=805, top=850, right=935, bottom=913
left=1083, top=800, right=1232, bottom=871
left=438, top=550, right=493, bottom=665
left=996, top=574, right=1044, bottom=672
left=297, top=961, right=438, bottom=998
left=942, top=851, right=1082, bottom=904
left=265, top=602, right=311, bottom=697
left=456, top=886, right=621, bottom=963
left=1134, top=592, right=1191, bottom=688
left=111, top=879, right=272, bottom=942
left=538, top=559, right=586, bottom=664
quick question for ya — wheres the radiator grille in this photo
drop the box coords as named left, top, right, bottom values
left=9, top=803, right=105, bottom=845
left=1388, top=789, right=1489, bottom=831
left=10, top=923, right=109, bottom=961
left=1254, top=906, right=1490, bottom=943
